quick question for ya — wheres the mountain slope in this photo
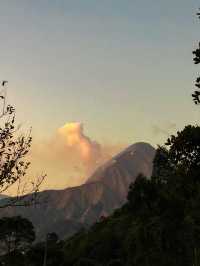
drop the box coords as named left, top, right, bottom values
left=87, top=142, right=155, bottom=201
left=0, top=142, right=155, bottom=240
left=0, top=182, right=122, bottom=240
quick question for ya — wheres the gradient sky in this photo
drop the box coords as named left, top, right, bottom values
left=0, top=1, right=200, bottom=190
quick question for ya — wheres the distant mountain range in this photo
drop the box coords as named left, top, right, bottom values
left=0, top=142, right=155, bottom=240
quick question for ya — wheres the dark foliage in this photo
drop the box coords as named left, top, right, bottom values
left=192, top=10, right=200, bottom=104
left=25, top=236, right=64, bottom=266
left=60, top=125, right=200, bottom=266
left=0, top=84, right=45, bottom=208
left=0, top=216, right=35, bottom=266
left=0, top=216, right=35, bottom=254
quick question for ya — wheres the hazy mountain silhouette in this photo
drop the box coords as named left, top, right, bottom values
left=0, top=142, right=155, bottom=240
left=87, top=142, right=155, bottom=200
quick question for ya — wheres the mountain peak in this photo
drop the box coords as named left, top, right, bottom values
left=0, top=142, right=156, bottom=240
left=86, top=142, right=155, bottom=192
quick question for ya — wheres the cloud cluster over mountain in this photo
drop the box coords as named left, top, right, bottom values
left=0, top=142, right=156, bottom=240
left=58, top=122, right=102, bottom=173
left=27, top=122, right=124, bottom=191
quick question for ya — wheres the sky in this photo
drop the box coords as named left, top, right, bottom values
left=0, top=0, right=199, bottom=191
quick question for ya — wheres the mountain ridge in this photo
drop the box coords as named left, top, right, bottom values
left=0, top=142, right=156, bottom=240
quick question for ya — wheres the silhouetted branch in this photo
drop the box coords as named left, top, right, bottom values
left=0, top=82, right=46, bottom=208
left=192, top=12, right=200, bottom=104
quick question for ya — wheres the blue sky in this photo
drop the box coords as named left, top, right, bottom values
left=0, top=0, right=199, bottom=146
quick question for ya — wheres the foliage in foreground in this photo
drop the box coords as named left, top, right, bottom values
left=62, top=125, right=200, bottom=266
left=1, top=125, right=200, bottom=266
left=0, top=84, right=45, bottom=207
left=192, top=9, right=200, bottom=104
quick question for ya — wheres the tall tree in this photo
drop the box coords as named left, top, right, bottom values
left=0, top=216, right=35, bottom=255
left=192, top=10, right=200, bottom=104
left=0, top=83, right=45, bottom=207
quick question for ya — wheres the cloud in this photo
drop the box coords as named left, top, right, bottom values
left=58, top=122, right=101, bottom=172
left=28, top=122, right=124, bottom=191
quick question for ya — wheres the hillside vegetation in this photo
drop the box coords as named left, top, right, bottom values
left=1, top=126, right=200, bottom=266
left=61, top=125, right=200, bottom=266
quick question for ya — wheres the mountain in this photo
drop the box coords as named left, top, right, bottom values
left=86, top=142, right=155, bottom=201
left=0, top=142, right=155, bottom=240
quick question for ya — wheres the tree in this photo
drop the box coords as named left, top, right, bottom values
left=0, top=216, right=35, bottom=260
left=0, top=250, right=25, bottom=266
left=75, top=258, right=99, bottom=266
left=0, top=83, right=45, bottom=207
left=192, top=10, right=200, bottom=104
left=126, top=125, right=200, bottom=266
left=60, top=126, right=200, bottom=266
left=26, top=234, right=64, bottom=266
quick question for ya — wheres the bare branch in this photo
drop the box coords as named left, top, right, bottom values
left=0, top=82, right=46, bottom=208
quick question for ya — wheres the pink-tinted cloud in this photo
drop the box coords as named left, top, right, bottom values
left=27, top=122, right=124, bottom=191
